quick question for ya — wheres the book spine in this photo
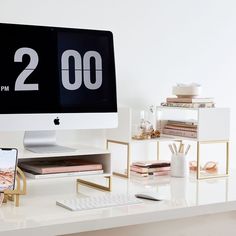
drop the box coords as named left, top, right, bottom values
left=42, top=164, right=102, bottom=174
left=130, top=165, right=171, bottom=173
left=166, top=98, right=214, bottom=103
left=131, top=160, right=171, bottom=168
left=148, top=166, right=171, bottom=173
left=130, top=165, right=148, bottom=173
left=164, top=125, right=197, bottom=132
left=130, top=171, right=149, bottom=177
left=166, top=124, right=198, bottom=129
left=162, top=128, right=197, bottom=138
left=166, top=98, right=192, bottom=103
left=161, top=102, right=215, bottom=108
left=151, top=171, right=170, bottom=176
left=167, top=120, right=198, bottom=126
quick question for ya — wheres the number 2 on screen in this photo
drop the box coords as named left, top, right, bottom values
left=14, top=47, right=103, bottom=91
left=14, top=47, right=39, bottom=91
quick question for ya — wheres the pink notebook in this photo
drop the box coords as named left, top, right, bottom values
left=19, top=159, right=102, bottom=174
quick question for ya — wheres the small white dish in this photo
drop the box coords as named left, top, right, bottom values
left=172, top=84, right=202, bottom=98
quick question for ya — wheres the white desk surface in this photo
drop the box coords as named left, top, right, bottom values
left=1, top=171, right=236, bottom=236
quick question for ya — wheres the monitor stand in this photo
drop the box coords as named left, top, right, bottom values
left=23, top=131, right=77, bottom=153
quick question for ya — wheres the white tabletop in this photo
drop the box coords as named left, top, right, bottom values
left=1, top=171, right=236, bottom=236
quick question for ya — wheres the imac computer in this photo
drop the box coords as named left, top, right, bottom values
left=0, top=23, right=117, bottom=153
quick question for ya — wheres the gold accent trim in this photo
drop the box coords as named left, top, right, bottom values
left=77, top=176, right=112, bottom=192
left=3, top=167, right=27, bottom=207
left=157, top=141, right=160, bottom=160
left=197, top=173, right=228, bottom=180
left=196, top=140, right=229, bottom=180
left=112, top=172, right=128, bottom=178
left=107, top=140, right=130, bottom=178
left=127, top=143, right=130, bottom=178
left=107, top=140, right=130, bottom=146
left=226, top=141, right=230, bottom=175
left=197, top=141, right=200, bottom=179
left=196, top=177, right=229, bottom=205
left=198, top=140, right=229, bottom=144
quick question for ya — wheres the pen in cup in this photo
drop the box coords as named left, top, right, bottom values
left=169, top=142, right=191, bottom=156
left=178, top=143, right=182, bottom=153
left=173, top=143, right=178, bottom=154
left=185, top=144, right=191, bottom=155
left=169, top=144, right=175, bottom=154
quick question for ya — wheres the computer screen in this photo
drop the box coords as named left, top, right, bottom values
left=0, top=23, right=117, bottom=152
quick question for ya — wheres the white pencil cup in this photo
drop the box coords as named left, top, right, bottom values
left=171, top=154, right=189, bottom=178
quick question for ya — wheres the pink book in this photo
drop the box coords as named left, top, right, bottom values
left=19, top=159, right=102, bottom=174
left=130, top=165, right=171, bottom=174
left=152, top=171, right=170, bottom=176
left=148, top=166, right=171, bottom=173
left=130, top=171, right=149, bottom=177
left=130, top=165, right=148, bottom=173
left=162, top=128, right=197, bottom=138
left=132, top=160, right=170, bottom=168
left=164, top=125, right=197, bottom=132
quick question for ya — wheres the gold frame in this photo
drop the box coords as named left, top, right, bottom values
left=195, top=176, right=229, bottom=205
left=76, top=143, right=113, bottom=191
left=107, top=139, right=160, bottom=178
left=77, top=176, right=112, bottom=192
left=3, top=167, right=27, bottom=207
left=107, top=140, right=130, bottom=178
left=157, top=141, right=160, bottom=160
left=107, top=139, right=229, bottom=180
left=196, top=140, right=229, bottom=179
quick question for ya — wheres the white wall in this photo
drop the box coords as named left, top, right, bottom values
left=0, top=0, right=235, bottom=166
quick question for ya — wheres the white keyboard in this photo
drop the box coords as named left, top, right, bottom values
left=56, top=194, right=143, bottom=211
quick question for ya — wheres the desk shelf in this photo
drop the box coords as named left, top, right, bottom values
left=106, top=107, right=230, bottom=179
left=17, top=145, right=112, bottom=191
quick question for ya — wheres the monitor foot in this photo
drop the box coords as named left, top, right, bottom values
left=23, top=131, right=76, bottom=153
left=25, top=145, right=76, bottom=154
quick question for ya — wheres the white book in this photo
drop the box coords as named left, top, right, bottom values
left=166, top=97, right=214, bottom=103
left=24, top=169, right=104, bottom=179
left=161, top=102, right=214, bottom=108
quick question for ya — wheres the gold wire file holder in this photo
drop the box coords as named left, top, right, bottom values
left=3, top=167, right=27, bottom=207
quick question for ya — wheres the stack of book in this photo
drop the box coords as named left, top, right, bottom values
left=161, top=97, right=215, bottom=108
left=19, top=158, right=104, bottom=179
left=130, top=160, right=171, bottom=177
left=162, top=120, right=197, bottom=138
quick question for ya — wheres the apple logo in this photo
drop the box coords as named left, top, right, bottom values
left=54, top=117, right=60, bottom=125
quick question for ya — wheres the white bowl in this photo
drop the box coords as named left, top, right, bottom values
left=172, top=85, right=202, bottom=98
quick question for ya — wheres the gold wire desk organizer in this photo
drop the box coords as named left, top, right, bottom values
left=3, top=167, right=26, bottom=207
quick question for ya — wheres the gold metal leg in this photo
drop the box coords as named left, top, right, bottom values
left=77, top=176, right=112, bottom=192
left=197, top=140, right=229, bottom=180
left=226, top=141, right=229, bottom=175
left=107, top=140, right=130, bottom=178
left=157, top=141, right=160, bottom=160
left=197, top=141, right=200, bottom=179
